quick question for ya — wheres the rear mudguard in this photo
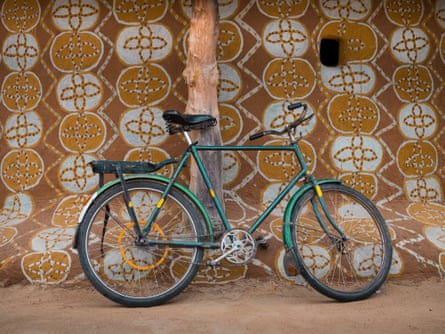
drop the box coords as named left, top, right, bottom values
left=73, top=174, right=213, bottom=249
left=282, top=179, right=342, bottom=249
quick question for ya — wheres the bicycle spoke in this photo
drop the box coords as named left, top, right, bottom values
left=291, top=183, right=392, bottom=301
left=77, top=180, right=204, bottom=306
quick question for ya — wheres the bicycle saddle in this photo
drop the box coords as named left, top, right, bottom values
left=163, top=110, right=217, bottom=134
left=163, top=109, right=216, bottom=126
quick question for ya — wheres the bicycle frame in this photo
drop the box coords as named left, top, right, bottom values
left=139, top=131, right=343, bottom=249
left=74, top=104, right=392, bottom=306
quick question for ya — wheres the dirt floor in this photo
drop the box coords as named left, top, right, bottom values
left=0, top=276, right=444, bottom=334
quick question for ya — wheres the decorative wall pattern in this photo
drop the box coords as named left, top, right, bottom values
left=0, top=0, right=444, bottom=285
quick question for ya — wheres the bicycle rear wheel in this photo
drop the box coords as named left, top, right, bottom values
left=290, top=183, right=392, bottom=301
left=77, top=180, right=205, bottom=307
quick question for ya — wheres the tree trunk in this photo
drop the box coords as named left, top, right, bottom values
left=183, top=0, right=223, bottom=230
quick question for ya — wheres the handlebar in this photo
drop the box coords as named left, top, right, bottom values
left=249, top=102, right=313, bottom=141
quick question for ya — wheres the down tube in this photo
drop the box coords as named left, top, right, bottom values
left=248, top=168, right=307, bottom=233
left=194, top=145, right=301, bottom=231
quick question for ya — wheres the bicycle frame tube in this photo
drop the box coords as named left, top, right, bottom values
left=141, top=149, right=194, bottom=235
left=188, top=141, right=310, bottom=234
left=142, top=138, right=344, bottom=248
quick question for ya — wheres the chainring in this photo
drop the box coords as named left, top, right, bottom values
left=220, top=228, right=256, bottom=265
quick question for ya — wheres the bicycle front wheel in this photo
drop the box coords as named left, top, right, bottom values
left=77, top=180, right=205, bottom=307
left=290, top=183, right=392, bottom=301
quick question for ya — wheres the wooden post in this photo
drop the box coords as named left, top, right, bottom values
left=183, top=0, right=223, bottom=230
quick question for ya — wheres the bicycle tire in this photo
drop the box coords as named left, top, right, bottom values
left=77, top=180, right=205, bottom=307
left=289, top=183, right=392, bottom=301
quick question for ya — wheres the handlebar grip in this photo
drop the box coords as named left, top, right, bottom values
left=249, top=132, right=265, bottom=141
left=287, top=102, right=305, bottom=111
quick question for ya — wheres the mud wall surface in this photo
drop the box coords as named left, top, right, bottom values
left=0, top=1, right=444, bottom=285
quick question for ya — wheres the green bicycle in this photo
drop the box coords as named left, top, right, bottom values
left=73, top=102, right=393, bottom=307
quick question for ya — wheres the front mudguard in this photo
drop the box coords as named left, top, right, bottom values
left=282, top=179, right=342, bottom=249
left=72, top=174, right=213, bottom=249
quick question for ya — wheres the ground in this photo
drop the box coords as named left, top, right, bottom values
left=1, top=277, right=444, bottom=334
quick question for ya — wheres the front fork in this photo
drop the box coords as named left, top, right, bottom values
left=306, top=175, right=347, bottom=242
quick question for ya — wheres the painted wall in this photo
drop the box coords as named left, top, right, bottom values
left=0, top=0, right=444, bottom=285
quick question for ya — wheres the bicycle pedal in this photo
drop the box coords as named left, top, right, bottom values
left=283, top=250, right=298, bottom=276
left=206, top=260, right=220, bottom=267
left=255, top=236, right=269, bottom=249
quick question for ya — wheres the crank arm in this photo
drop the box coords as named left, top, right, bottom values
left=207, top=245, right=240, bottom=266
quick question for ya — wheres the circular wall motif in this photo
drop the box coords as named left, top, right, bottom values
left=436, top=1, right=445, bottom=29
left=56, top=72, right=103, bottom=112
left=263, top=101, right=315, bottom=137
left=263, top=58, right=315, bottom=98
left=327, top=94, right=379, bottom=134
left=319, top=0, right=371, bottom=20
left=218, top=63, right=242, bottom=102
left=1, top=71, right=42, bottom=112
left=397, top=140, right=437, bottom=177
left=116, top=24, right=172, bottom=64
left=2, top=33, right=39, bottom=71
left=117, top=65, right=170, bottom=107
left=0, top=226, right=17, bottom=247
left=393, top=64, right=433, bottom=102
left=257, top=0, right=308, bottom=18
left=263, top=19, right=309, bottom=58
left=390, top=27, right=430, bottom=64
left=114, top=0, right=168, bottom=24
left=53, top=194, right=90, bottom=228
left=260, top=182, right=289, bottom=215
left=320, top=63, right=375, bottom=94
left=31, top=227, right=75, bottom=251
left=5, top=111, right=42, bottom=148
left=0, top=193, right=33, bottom=226
left=398, top=103, right=437, bottom=139
left=1, top=149, right=43, bottom=192
left=51, top=0, right=100, bottom=31
left=404, top=176, right=443, bottom=202
left=222, top=151, right=240, bottom=186
left=258, top=139, right=316, bottom=181
left=424, top=226, right=445, bottom=251
left=331, top=135, right=383, bottom=172
left=319, top=21, right=377, bottom=62
left=220, top=104, right=242, bottom=144
left=193, top=256, right=247, bottom=284
left=21, top=250, right=71, bottom=284
left=407, top=202, right=445, bottom=226
left=385, top=0, right=424, bottom=26
left=340, top=172, right=378, bottom=199
left=58, top=153, right=97, bottom=193
left=125, top=147, right=173, bottom=177
left=1, top=0, right=40, bottom=33
left=51, top=31, right=104, bottom=72
left=59, top=112, right=106, bottom=153
left=119, top=106, right=167, bottom=146
left=218, top=21, right=243, bottom=62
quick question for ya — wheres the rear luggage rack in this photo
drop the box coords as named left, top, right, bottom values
left=89, top=159, right=176, bottom=186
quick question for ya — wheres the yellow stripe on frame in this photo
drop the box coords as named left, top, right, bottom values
left=315, top=185, right=323, bottom=197
left=209, top=189, right=215, bottom=198
left=157, top=198, right=165, bottom=208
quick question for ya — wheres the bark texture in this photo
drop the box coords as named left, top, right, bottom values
left=183, top=0, right=223, bottom=228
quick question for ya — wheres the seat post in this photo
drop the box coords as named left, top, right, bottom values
left=183, top=131, right=193, bottom=145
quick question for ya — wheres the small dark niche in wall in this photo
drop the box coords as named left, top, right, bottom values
left=320, top=38, right=340, bottom=67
